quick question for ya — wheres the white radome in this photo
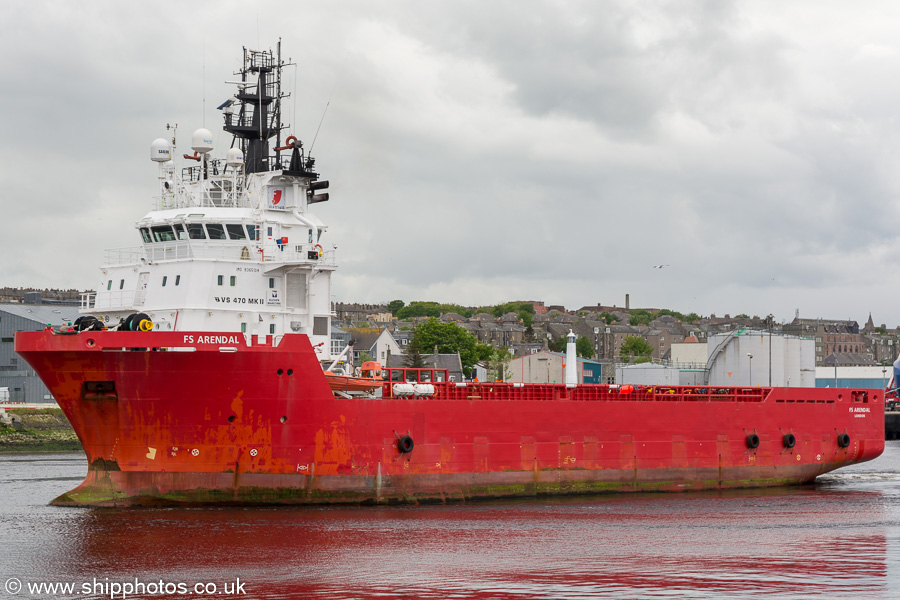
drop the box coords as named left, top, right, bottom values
left=150, top=138, right=171, bottom=162
left=191, top=128, right=214, bottom=154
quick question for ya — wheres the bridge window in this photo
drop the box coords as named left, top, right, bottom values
left=247, top=225, right=258, bottom=241
left=162, top=276, right=167, bottom=286
left=107, top=280, right=112, bottom=290
left=151, top=226, right=176, bottom=242
left=270, top=324, right=276, bottom=334
left=230, top=276, right=236, bottom=286
left=226, top=224, right=247, bottom=240
left=187, top=224, right=206, bottom=239
left=173, top=224, right=187, bottom=240
left=206, top=223, right=227, bottom=240
left=119, top=280, right=124, bottom=289
left=140, top=228, right=152, bottom=243
left=217, top=275, right=223, bottom=286
left=175, top=275, right=181, bottom=286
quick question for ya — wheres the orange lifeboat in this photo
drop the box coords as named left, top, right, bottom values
left=325, top=361, right=383, bottom=393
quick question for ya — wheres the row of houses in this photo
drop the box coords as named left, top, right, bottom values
left=335, top=301, right=900, bottom=368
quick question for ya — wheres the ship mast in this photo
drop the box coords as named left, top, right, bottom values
left=224, top=44, right=281, bottom=174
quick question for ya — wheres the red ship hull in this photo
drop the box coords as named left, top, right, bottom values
left=15, top=329, right=885, bottom=507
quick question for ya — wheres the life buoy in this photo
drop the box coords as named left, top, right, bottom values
left=783, top=433, right=796, bottom=449
left=314, top=243, right=323, bottom=258
left=398, top=435, right=414, bottom=453
left=285, top=135, right=298, bottom=147
left=746, top=433, right=760, bottom=449
left=837, top=433, right=851, bottom=448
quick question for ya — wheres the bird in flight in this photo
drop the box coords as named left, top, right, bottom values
left=652, top=264, right=669, bottom=269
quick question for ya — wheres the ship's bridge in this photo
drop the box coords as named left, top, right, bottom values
left=100, top=206, right=334, bottom=270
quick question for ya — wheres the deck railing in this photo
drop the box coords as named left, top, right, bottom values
left=101, top=243, right=336, bottom=267
left=381, top=381, right=776, bottom=403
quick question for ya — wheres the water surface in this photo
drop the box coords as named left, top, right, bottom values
left=2, top=446, right=899, bottom=599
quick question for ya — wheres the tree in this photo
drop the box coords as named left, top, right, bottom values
left=386, top=299, right=405, bottom=314
left=404, top=339, right=425, bottom=368
left=656, top=308, right=685, bottom=321
left=409, top=318, right=492, bottom=376
left=576, top=336, right=594, bottom=359
left=396, top=301, right=442, bottom=320
left=628, top=309, right=653, bottom=326
left=518, top=309, right=533, bottom=329
left=548, top=336, right=567, bottom=353
left=598, top=312, right=618, bottom=324
left=619, top=336, right=653, bottom=363
left=396, top=301, right=473, bottom=320
left=486, top=346, right=513, bottom=382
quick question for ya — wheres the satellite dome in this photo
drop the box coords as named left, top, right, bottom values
left=150, top=138, right=171, bottom=162
left=226, top=147, right=244, bottom=167
left=191, top=128, right=214, bottom=154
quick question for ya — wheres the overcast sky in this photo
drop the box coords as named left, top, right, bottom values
left=3, top=1, right=900, bottom=325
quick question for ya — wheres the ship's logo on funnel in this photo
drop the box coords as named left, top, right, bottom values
left=268, top=187, right=287, bottom=210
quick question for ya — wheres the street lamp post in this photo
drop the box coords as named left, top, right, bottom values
left=747, top=353, right=753, bottom=386
left=883, top=367, right=887, bottom=391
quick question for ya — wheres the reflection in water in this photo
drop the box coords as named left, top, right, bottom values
left=0, top=452, right=897, bottom=600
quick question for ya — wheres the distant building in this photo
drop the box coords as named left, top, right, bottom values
left=343, top=327, right=401, bottom=366
left=421, top=351, right=464, bottom=383
left=669, top=336, right=707, bottom=366
left=783, top=318, right=864, bottom=366
left=333, top=303, right=388, bottom=325
left=815, top=365, right=890, bottom=389
left=1, top=304, right=83, bottom=403
left=505, top=351, right=605, bottom=384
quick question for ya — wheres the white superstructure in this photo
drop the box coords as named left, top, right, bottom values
left=79, top=43, right=336, bottom=361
